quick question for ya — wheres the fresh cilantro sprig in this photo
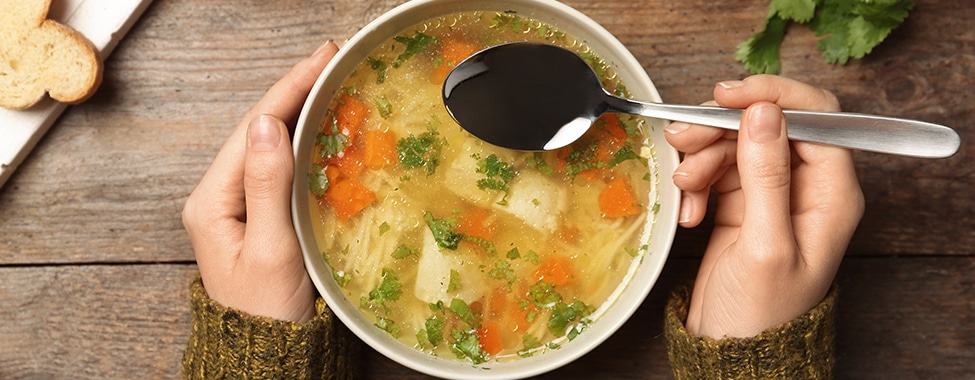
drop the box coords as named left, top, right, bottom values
left=737, top=0, right=914, bottom=74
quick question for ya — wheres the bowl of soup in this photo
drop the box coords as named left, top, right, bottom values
left=291, top=0, right=679, bottom=378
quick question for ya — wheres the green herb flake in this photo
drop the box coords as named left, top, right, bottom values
left=423, top=316, right=445, bottom=347
left=332, top=269, right=352, bottom=287
left=524, top=250, right=540, bottom=265
left=309, top=163, right=329, bottom=196
left=376, top=96, right=393, bottom=119
left=547, top=300, right=594, bottom=337
left=487, top=260, right=516, bottom=287
left=376, top=317, right=400, bottom=337
left=607, top=146, right=641, bottom=168
left=528, top=280, right=562, bottom=309
left=391, top=245, right=419, bottom=259
left=397, top=128, right=446, bottom=176
left=476, top=154, right=516, bottom=205
left=447, top=269, right=462, bottom=292
left=449, top=298, right=479, bottom=327
left=450, top=328, right=487, bottom=364
left=379, top=222, right=391, bottom=236
left=525, top=152, right=554, bottom=176
left=506, top=248, right=521, bottom=260
left=368, top=268, right=403, bottom=305
left=518, top=333, right=542, bottom=357
left=316, top=115, right=351, bottom=158
left=366, top=56, right=388, bottom=84
left=423, top=211, right=464, bottom=250
left=393, top=32, right=439, bottom=68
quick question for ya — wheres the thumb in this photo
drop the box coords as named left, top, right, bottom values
left=243, top=114, right=296, bottom=247
left=737, top=102, right=794, bottom=244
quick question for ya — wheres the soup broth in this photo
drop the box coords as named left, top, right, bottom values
left=309, top=11, right=659, bottom=364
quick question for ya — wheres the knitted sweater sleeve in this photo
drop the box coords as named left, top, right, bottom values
left=181, top=276, right=359, bottom=380
left=664, top=286, right=837, bottom=380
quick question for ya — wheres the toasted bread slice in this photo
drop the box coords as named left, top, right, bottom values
left=1, top=0, right=103, bottom=110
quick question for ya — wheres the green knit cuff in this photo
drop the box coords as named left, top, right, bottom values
left=182, top=276, right=358, bottom=379
left=664, top=286, right=837, bottom=380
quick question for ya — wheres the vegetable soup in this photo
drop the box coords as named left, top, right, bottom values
left=308, top=11, right=660, bottom=365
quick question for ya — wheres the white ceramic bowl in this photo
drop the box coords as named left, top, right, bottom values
left=292, top=0, right=679, bottom=378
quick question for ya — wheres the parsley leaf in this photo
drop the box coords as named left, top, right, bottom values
left=423, top=211, right=464, bottom=250
left=376, top=96, right=393, bottom=119
left=393, top=32, right=438, bottom=68
left=397, top=128, right=446, bottom=176
left=316, top=114, right=351, bottom=158
left=737, top=0, right=913, bottom=74
left=367, top=56, right=388, bottom=84
left=475, top=154, right=516, bottom=205
left=368, top=268, right=403, bottom=305
left=309, top=163, right=329, bottom=196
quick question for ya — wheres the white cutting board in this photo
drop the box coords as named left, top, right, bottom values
left=0, top=0, right=153, bottom=188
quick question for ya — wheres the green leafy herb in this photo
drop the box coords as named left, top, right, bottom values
left=423, top=211, right=464, bottom=250
left=518, top=333, right=543, bottom=357
left=450, top=328, right=488, bottom=364
left=393, top=32, right=438, bottom=68
left=391, top=245, right=419, bottom=259
left=309, top=163, right=329, bottom=196
left=475, top=154, right=516, bottom=205
left=506, top=248, right=521, bottom=260
left=524, top=250, right=540, bottom=265
left=449, top=298, right=479, bottom=327
left=737, top=0, right=913, bottom=74
left=376, top=96, right=393, bottom=119
left=397, top=128, right=446, bottom=176
left=607, top=146, right=641, bottom=168
left=367, top=268, right=403, bottom=306
left=376, top=317, right=400, bottom=337
left=527, top=280, right=562, bottom=309
left=448, top=269, right=462, bottom=292
left=487, top=260, right=516, bottom=287
left=332, top=269, right=352, bottom=287
left=317, top=114, right=351, bottom=158
left=367, top=56, right=388, bottom=83
left=463, top=236, right=497, bottom=256
left=547, top=300, right=594, bottom=337
left=423, top=316, right=445, bottom=347
left=379, top=222, right=391, bottom=236
left=525, top=152, right=554, bottom=176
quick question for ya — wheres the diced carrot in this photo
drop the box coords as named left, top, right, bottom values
left=593, top=113, right=628, bottom=148
left=456, top=206, right=496, bottom=240
left=432, top=40, right=481, bottom=83
left=508, top=294, right=535, bottom=333
left=477, top=322, right=504, bottom=356
left=488, top=287, right=507, bottom=319
left=598, top=176, right=641, bottom=218
left=362, top=130, right=398, bottom=170
left=334, top=94, right=369, bottom=143
left=330, top=141, right=365, bottom=180
left=532, top=256, right=574, bottom=286
left=325, top=178, right=376, bottom=222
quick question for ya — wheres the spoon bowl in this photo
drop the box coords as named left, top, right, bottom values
left=443, top=42, right=961, bottom=158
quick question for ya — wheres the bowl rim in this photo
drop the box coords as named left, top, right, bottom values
left=291, top=0, right=680, bottom=378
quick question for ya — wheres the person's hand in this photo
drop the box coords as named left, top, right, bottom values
left=664, top=75, right=864, bottom=338
left=182, top=41, right=339, bottom=323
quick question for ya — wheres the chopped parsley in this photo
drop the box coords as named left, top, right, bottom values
left=309, top=163, right=329, bottom=196
left=376, top=96, right=393, bottom=119
left=447, top=269, right=462, bottom=292
left=366, top=268, right=403, bottom=308
left=420, top=316, right=445, bottom=347
left=527, top=280, right=562, bottom=309
left=423, top=211, right=464, bottom=250
left=487, top=259, right=516, bottom=287
left=316, top=114, right=351, bottom=158
left=607, top=146, right=641, bottom=168
left=393, top=32, right=438, bottom=68
left=547, top=300, right=594, bottom=337
left=525, top=152, right=554, bottom=176
left=505, top=248, right=521, bottom=260
left=366, top=55, right=388, bottom=83
left=518, top=333, right=542, bottom=358
left=397, top=128, right=446, bottom=176
left=475, top=154, right=516, bottom=205
left=391, top=245, right=419, bottom=259
left=450, top=328, right=488, bottom=364
left=449, top=298, right=479, bottom=327
left=379, top=222, right=391, bottom=236
left=376, top=317, right=400, bottom=337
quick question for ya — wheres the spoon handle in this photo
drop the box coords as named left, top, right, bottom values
left=608, top=98, right=961, bottom=158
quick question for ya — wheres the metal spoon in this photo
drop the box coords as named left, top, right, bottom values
left=442, top=42, right=961, bottom=158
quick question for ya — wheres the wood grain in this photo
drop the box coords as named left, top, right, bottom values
left=0, top=0, right=973, bottom=378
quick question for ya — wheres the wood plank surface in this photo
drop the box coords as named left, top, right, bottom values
left=1, top=0, right=973, bottom=378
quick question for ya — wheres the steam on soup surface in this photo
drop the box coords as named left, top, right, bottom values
left=309, top=11, right=660, bottom=364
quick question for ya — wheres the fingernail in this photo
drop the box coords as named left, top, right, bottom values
left=314, top=40, right=336, bottom=56
left=679, top=196, right=693, bottom=224
left=717, top=80, right=745, bottom=89
left=745, top=103, right=782, bottom=143
left=249, top=114, right=282, bottom=151
left=665, top=122, right=691, bottom=134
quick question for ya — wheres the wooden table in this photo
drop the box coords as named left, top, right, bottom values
left=2, top=0, right=972, bottom=378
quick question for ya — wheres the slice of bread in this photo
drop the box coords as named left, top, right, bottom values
left=1, top=0, right=103, bottom=110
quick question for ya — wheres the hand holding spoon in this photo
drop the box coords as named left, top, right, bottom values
left=442, top=42, right=960, bottom=158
